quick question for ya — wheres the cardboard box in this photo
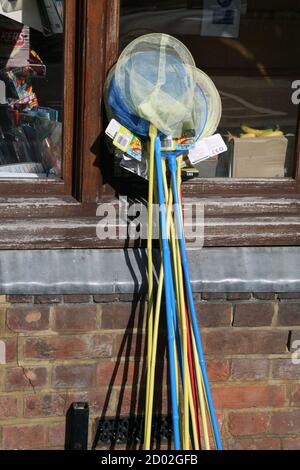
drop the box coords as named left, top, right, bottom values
left=197, top=155, right=219, bottom=178
left=232, top=137, right=288, bottom=178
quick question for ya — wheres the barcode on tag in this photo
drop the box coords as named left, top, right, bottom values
left=113, top=128, right=132, bottom=152
left=161, top=136, right=176, bottom=151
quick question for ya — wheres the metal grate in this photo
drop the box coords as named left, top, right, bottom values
left=95, top=415, right=173, bottom=447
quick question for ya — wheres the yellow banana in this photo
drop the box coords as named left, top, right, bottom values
left=259, top=130, right=284, bottom=137
left=241, top=125, right=274, bottom=137
left=241, top=125, right=263, bottom=136
left=240, top=133, right=256, bottom=138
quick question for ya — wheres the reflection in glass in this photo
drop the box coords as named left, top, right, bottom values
left=120, top=1, right=300, bottom=179
left=0, top=0, right=64, bottom=179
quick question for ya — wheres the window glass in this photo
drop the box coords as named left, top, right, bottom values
left=0, top=0, right=64, bottom=179
left=120, top=0, right=299, bottom=179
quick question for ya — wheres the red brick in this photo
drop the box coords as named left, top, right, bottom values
left=72, top=391, right=109, bottom=415
left=204, top=329, right=288, bottom=355
left=228, top=437, right=280, bottom=450
left=271, top=359, right=300, bottom=379
left=228, top=412, right=270, bottom=436
left=94, top=294, right=119, bottom=303
left=52, top=364, right=96, bottom=388
left=291, top=385, right=300, bottom=406
left=212, top=384, right=285, bottom=409
left=63, top=295, right=91, bottom=303
left=101, top=303, right=145, bottom=330
left=54, top=305, right=97, bottom=332
left=197, top=303, right=232, bottom=327
left=7, top=295, right=33, bottom=303
left=278, top=293, right=300, bottom=300
left=206, top=360, right=230, bottom=382
left=199, top=412, right=224, bottom=440
left=24, top=334, right=112, bottom=360
left=282, top=438, right=300, bottom=450
left=3, top=424, right=46, bottom=449
left=24, top=393, right=67, bottom=418
left=97, top=361, right=140, bottom=386
left=201, top=292, right=226, bottom=301
left=253, top=293, right=276, bottom=300
left=0, top=397, right=18, bottom=418
left=34, top=295, right=62, bottom=304
left=233, top=302, right=274, bottom=327
left=5, top=367, right=48, bottom=391
left=227, top=293, right=252, bottom=300
left=231, top=359, right=269, bottom=381
left=7, top=306, right=50, bottom=332
left=118, top=294, right=144, bottom=302
left=1, top=337, right=17, bottom=363
left=114, top=333, right=149, bottom=358
left=278, top=302, right=300, bottom=326
left=48, top=422, right=65, bottom=448
left=270, top=411, right=300, bottom=434
left=115, top=386, right=156, bottom=416
left=24, top=390, right=107, bottom=418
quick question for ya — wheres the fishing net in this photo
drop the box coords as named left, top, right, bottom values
left=194, top=68, right=222, bottom=139
left=114, top=33, right=198, bottom=137
left=104, top=66, right=151, bottom=137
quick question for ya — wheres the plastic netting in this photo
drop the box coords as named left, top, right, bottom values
left=194, top=68, right=222, bottom=139
left=114, top=33, right=197, bottom=137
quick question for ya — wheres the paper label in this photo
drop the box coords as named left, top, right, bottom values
left=161, top=133, right=196, bottom=152
left=205, top=133, right=228, bottom=157
left=113, top=127, right=132, bottom=152
left=161, top=135, right=176, bottom=152
left=188, top=134, right=227, bottom=165
left=188, top=141, right=210, bottom=165
left=201, top=0, right=241, bottom=39
left=105, top=119, right=143, bottom=161
left=105, top=118, right=121, bottom=139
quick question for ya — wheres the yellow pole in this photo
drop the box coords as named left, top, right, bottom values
left=144, top=124, right=157, bottom=448
left=144, top=158, right=174, bottom=449
left=191, top=330, right=211, bottom=450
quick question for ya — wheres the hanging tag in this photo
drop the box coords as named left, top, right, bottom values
left=113, top=127, right=133, bottom=152
left=204, top=133, right=228, bottom=157
left=188, top=140, right=210, bottom=165
left=105, top=118, right=121, bottom=139
left=188, top=134, right=227, bottom=165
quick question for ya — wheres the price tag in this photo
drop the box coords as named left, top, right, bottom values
left=188, top=134, right=227, bottom=166
left=188, top=140, right=210, bottom=165
left=105, top=119, right=121, bottom=139
left=205, top=133, right=228, bottom=157
left=161, top=135, right=176, bottom=151
left=113, top=127, right=133, bottom=152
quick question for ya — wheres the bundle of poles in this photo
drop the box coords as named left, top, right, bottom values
left=143, top=124, right=222, bottom=451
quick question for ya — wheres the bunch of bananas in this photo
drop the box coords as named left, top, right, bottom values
left=239, top=125, right=284, bottom=139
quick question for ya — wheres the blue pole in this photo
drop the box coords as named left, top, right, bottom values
left=168, top=153, right=223, bottom=450
left=154, top=138, right=181, bottom=450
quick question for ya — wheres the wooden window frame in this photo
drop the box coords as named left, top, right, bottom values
left=0, top=0, right=299, bottom=249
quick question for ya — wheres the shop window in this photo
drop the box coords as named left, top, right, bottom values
left=0, top=1, right=64, bottom=179
left=118, top=0, right=300, bottom=181
left=0, top=0, right=77, bottom=198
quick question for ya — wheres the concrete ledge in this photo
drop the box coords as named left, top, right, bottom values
left=0, top=247, right=299, bottom=294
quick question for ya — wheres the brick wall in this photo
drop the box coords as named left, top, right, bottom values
left=0, top=292, right=300, bottom=450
